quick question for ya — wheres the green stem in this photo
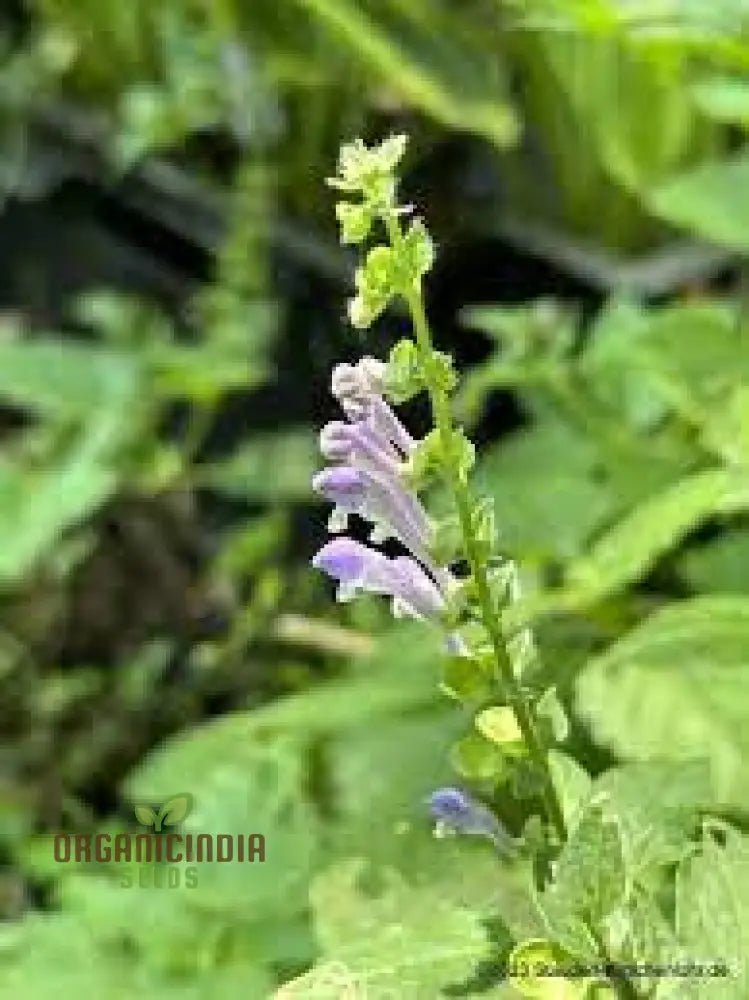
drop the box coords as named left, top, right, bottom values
left=399, top=270, right=566, bottom=843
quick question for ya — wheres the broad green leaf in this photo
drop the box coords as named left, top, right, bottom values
left=565, top=468, right=746, bottom=601
left=577, top=598, right=749, bottom=805
left=203, top=431, right=318, bottom=500
left=545, top=802, right=627, bottom=927
left=275, top=858, right=489, bottom=998
left=0, top=427, right=120, bottom=584
left=329, top=706, right=461, bottom=865
left=649, top=152, right=749, bottom=250
left=675, top=829, right=749, bottom=998
left=475, top=423, right=614, bottom=562
left=621, top=890, right=686, bottom=999
left=593, top=760, right=711, bottom=884
left=0, top=907, right=272, bottom=1000
left=127, top=727, right=321, bottom=919
left=699, top=386, right=749, bottom=466
left=0, top=337, right=139, bottom=419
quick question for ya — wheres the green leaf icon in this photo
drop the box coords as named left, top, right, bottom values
left=155, top=793, right=194, bottom=831
left=134, top=804, right=158, bottom=828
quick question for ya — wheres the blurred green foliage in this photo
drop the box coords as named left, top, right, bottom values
left=2, top=1, right=749, bottom=998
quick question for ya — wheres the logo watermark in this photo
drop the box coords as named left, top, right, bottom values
left=53, top=793, right=265, bottom=889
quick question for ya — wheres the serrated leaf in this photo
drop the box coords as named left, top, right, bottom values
left=474, top=423, right=615, bottom=562
left=593, top=760, right=711, bottom=885
left=542, top=803, right=626, bottom=933
left=675, top=829, right=749, bottom=998
left=275, top=858, right=489, bottom=999
left=385, top=338, right=423, bottom=404
left=577, top=598, right=749, bottom=806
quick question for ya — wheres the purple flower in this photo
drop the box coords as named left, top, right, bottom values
left=312, top=464, right=433, bottom=566
left=427, top=787, right=513, bottom=853
left=312, top=538, right=446, bottom=620
left=313, top=354, right=464, bottom=649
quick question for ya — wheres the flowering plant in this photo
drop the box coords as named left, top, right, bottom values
left=300, top=134, right=745, bottom=1000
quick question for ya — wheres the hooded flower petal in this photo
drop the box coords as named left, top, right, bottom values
left=313, top=462, right=433, bottom=568
left=312, top=538, right=446, bottom=620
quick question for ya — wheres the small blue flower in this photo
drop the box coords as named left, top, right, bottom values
left=427, top=787, right=514, bottom=853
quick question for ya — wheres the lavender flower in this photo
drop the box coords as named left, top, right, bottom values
left=312, top=538, right=445, bottom=621
left=427, top=787, right=514, bottom=853
left=312, top=464, right=433, bottom=566
left=312, top=356, right=467, bottom=648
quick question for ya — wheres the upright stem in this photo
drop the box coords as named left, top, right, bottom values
left=403, top=280, right=566, bottom=843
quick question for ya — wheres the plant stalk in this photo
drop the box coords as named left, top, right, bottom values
left=403, top=279, right=567, bottom=844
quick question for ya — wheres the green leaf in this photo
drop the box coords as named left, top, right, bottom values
left=275, top=858, right=489, bottom=998
left=399, top=218, right=435, bottom=285
left=476, top=706, right=525, bottom=752
left=541, top=802, right=626, bottom=940
left=440, top=653, right=493, bottom=703
left=676, top=828, right=749, bottom=998
left=384, top=338, right=423, bottom=404
left=576, top=598, right=749, bottom=806
left=649, top=152, right=749, bottom=250
left=294, top=0, right=519, bottom=149
left=699, top=386, right=749, bottom=466
left=691, top=76, right=749, bottom=126
left=594, top=760, right=711, bottom=885
left=0, top=428, right=120, bottom=584
left=127, top=727, right=322, bottom=919
left=621, top=889, right=684, bottom=997
left=451, top=732, right=508, bottom=782
left=0, top=337, right=139, bottom=419
left=204, top=432, right=318, bottom=500
left=474, top=423, right=615, bottom=562
left=548, top=751, right=592, bottom=833
left=565, top=468, right=746, bottom=602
